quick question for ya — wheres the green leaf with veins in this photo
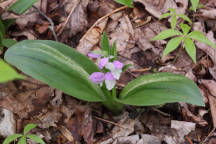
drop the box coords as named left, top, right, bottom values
left=188, top=31, right=216, bottom=48
left=3, top=134, right=23, bottom=144
left=177, top=14, right=192, bottom=23
left=24, top=123, right=37, bottom=135
left=171, top=15, right=177, bottom=29
left=152, top=29, right=183, bottom=40
left=17, top=136, right=26, bottom=144
left=184, top=38, right=196, bottom=63
left=190, top=0, right=199, bottom=12
left=27, top=134, right=45, bottom=144
left=163, top=36, right=184, bottom=58
left=180, top=23, right=191, bottom=35
left=160, top=12, right=171, bottom=19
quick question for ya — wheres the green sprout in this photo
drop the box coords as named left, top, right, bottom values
left=3, top=123, right=45, bottom=144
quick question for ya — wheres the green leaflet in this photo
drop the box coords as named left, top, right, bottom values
left=119, top=73, right=204, bottom=106
left=184, top=38, right=196, bottom=63
left=4, top=40, right=105, bottom=102
left=2, top=39, right=17, bottom=48
left=180, top=23, right=191, bottom=35
left=114, top=0, right=134, bottom=8
left=163, top=36, right=184, bottom=58
left=177, top=14, right=192, bottom=24
left=190, top=0, right=199, bottom=12
left=17, top=136, right=26, bottom=144
left=26, top=134, right=45, bottom=144
left=23, top=124, right=37, bottom=135
left=8, top=0, right=39, bottom=14
left=171, top=15, right=177, bottom=29
left=151, top=29, right=183, bottom=40
left=3, top=134, right=23, bottom=144
left=188, top=31, right=216, bottom=48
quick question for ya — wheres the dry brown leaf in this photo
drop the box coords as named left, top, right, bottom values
left=62, top=0, right=89, bottom=37
left=199, top=9, right=216, bottom=19
left=180, top=103, right=208, bottom=126
left=76, top=18, right=108, bottom=55
left=134, top=0, right=188, bottom=18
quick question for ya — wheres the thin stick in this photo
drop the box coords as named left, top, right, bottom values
left=94, top=116, right=128, bottom=129
left=80, top=6, right=128, bottom=42
left=201, top=127, right=216, bottom=144
left=32, top=5, right=58, bottom=41
left=185, top=136, right=193, bottom=144
left=57, top=0, right=80, bottom=36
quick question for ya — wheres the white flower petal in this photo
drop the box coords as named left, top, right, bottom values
left=105, top=79, right=116, bottom=90
left=105, top=62, right=115, bottom=71
left=111, top=69, right=122, bottom=80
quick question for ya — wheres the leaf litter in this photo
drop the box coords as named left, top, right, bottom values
left=1, top=0, right=216, bottom=143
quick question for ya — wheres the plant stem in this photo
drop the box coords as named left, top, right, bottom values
left=101, top=86, right=123, bottom=114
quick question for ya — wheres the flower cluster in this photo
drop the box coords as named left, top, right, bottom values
left=88, top=52, right=124, bottom=90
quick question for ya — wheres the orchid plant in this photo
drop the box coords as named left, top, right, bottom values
left=4, top=32, right=204, bottom=114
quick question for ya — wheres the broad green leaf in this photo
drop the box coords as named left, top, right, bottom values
left=119, top=72, right=204, bottom=106
left=4, top=40, right=105, bottom=102
left=27, top=134, right=45, bottom=144
left=162, top=36, right=184, bottom=58
left=3, top=134, right=23, bottom=144
left=171, top=15, right=177, bottom=29
left=177, top=14, right=192, bottom=23
left=152, top=29, right=183, bottom=40
left=111, top=40, right=117, bottom=60
left=160, top=12, right=171, bottom=19
left=2, top=39, right=17, bottom=48
left=114, top=0, right=134, bottom=8
left=101, top=32, right=110, bottom=54
left=8, top=0, right=38, bottom=14
left=190, top=0, right=199, bottom=12
left=184, top=38, right=196, bottom=63
left=122, top=64, right=133, bottom=71
left=24, top=124, right=37, bottom=135
left=0, top=59, right=25, bottom=83
left=188, top=31, right=216, bottom=48
left=180, top=23, right=191, bottom=35
left=18, top=136, right=26, bottom=144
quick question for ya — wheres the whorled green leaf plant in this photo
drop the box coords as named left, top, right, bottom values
left=152, top=23, right=216, bottom=63
left=4, top=33, right=204, bottom=114
left=3, top=123, right=45, bottom=144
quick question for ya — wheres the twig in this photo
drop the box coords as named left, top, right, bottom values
left=94, top=116, right=128, bottom=129
left=57, top=0, right=80, bottom=36
left=185, top=136, right=193, bottom=144
left=80, top=6, right=128, bottom=42
left=201, top=127, right=216, bottom=144
left=32, top=5, right=58, bottom=41
left=150, top=107, right=171, bottom=117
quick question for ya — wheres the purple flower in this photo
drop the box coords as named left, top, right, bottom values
left=105, top=72, right=115, bottom=80
left=88, top=52, right=101, bottom=58
left=89, top=72, right=105, bottom=84
left=99, top=58, right=109, bottom=69
left=113, top=60, right=124, bottom=69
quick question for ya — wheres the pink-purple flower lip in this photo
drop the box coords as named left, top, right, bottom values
left=88, top=52, right=101, bottom=58
left=113, top=60, right=124, bottom=69
left=99, top=58, right=109, bottom=69
left=89, top=72, right=105, bottom=84
left=105, top=72, right=115, bottom=80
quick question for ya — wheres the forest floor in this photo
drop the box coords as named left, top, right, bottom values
left=0, top=0, right=216, bottom=144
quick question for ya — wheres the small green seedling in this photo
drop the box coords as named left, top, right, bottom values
left=114, top=0, right=134, bottom=8
left=152, top=23, right=216, bottom=63
left=160, top=8, right=192, bottom=29
left=3, top=123, right=45, bottom=144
